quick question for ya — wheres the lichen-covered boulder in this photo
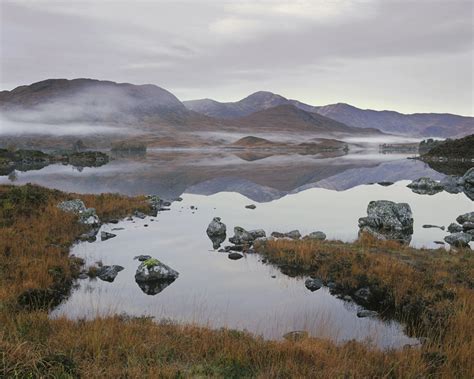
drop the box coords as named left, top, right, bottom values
left=58, top=199, right=100, bottom=225
left=135, top=258, right=179, bottom=283
left=358, top=200, right=413, bottom=243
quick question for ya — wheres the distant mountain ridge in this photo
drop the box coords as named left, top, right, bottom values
left=185, top=93, right=473, bottom=138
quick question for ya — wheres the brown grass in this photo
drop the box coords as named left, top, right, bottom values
left=0, top=184, right=473, bottom=378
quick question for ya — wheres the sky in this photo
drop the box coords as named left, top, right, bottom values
left=1, top=0, right=473, bottom=115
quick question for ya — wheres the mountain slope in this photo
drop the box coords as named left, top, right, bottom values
left=184, top=92, right=473, bottom=137
left=230, top=104, right=381, bottom=134
left=316, top=103, right=473, bottom=138
left=0, top=78, right=190, bottom=125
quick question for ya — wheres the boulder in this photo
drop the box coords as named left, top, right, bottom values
left=456, top=212, right=474, bottom=225
left=440, top=176, right=463, bottom=194
left=407, top=177, right=443, bottom=195
left=229, top=226, right=254, bottom=245
left=358, top=200, right=413, bottom=243
left=248, top=229, right=266, bottom=239
left=134, top=258, right=179, bottom=295
left=271, top=230, right=301, bottom=240
left=448, top=223, right=463, bottom=233
left=463, top=222, right=474, bottom=231
left=97, top=265, right=124, bottom=282
left=58, top=199, right=100, bottom=225
left=305, top=278, right=323, bottom=291
left=206, top=217, right=226, bottom=237
left=303, top=231, right=326, bottom=241
left=206, top=217, right=227, bottom=249
left=444, top=232, right=472, bottom=248
left=100, top=231, right=116, bottom=241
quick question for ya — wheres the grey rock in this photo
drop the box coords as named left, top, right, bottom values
left=357, top=309, right=378, bottom=318
left=448, top=223, right=463, bottom=233
left=101, top=231, right=117, bottom=241
left=79, top=227, right=99, bottom=242
left=97, top=265, right=124, bottom=282
left=407, top=177, right=443, bottom=195
left=58, top=199, right=100, bottom=225
left=206, top=217, right=226, bottom=237
left=440, top=176, right=463, bottom=194
left=358, top=200, right=413, bottom=243
left=78, top=273, right=89, bottom=280
left=228, top=252, right=243, bottom=260
left=134, top=255, right=152, bottom=261
left=206, top=217, right=227, bottom=249
left=136, top=280, right=175, bottom=296
left=444, top=232, right=472, bottom=248
left=304, top=231, right=327, bottom=240
left=462, top=222, right=474, bottom=231
left=271, top=230, right=301, bottom=240
left=248, top=229, right=266, bottom=239
left=229, top=226, right=254, bottom=245
left=245, top=204, right=256, bottom=209
left=305, top=277, right=323, bottom=291
left=135, top=258, right=179, bottom=283
left=456, top=212, right=474, bottom=225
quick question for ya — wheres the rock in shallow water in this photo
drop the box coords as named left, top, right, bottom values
left=271, top=230, right=301, bottom=240
left=303, top=231, right=326, bottom=240
left=97, top=265, right=124, bottom=282
left=456, top=212, right=474, bottom=225
left=407, top=177, right=444, bottom=195
left=228, top=252, right=243, bottom=260
left=135, top=258, right=179, bottom=283
left=357, top=309, right=378, bottom=318
left=448, top=223, right=463, bottom=233
left=358, top=200, right=413, bottom=244
left=100, top=231, right=117, bottom=241
left=206, top=217, right=227, bottom=249
left=305, top=278, right=323, bottom=291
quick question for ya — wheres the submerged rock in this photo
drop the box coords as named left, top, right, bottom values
left=100, top=231, right=117, bottom=241
left=97, top=265, right=124, bottom=282
left=444, top=232, right=472, bottom=248
left=358, top=200, right=413, bottom=244
left=407, top=177, right=443, bottom=195
left=422, top=224, right=445, bottom=230
left=303, top=231, right=327, bottom=240
left=245, top=204, right=256, bottom=209
left=305, top=278, right=323, bottom=292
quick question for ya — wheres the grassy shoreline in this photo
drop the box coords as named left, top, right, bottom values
left=1, top=184, right=473, bottom=377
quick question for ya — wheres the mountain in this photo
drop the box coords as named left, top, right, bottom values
left=184, top=92, right=473, bottom=137
left=183, top=91, right=289, bottom=119
left=0, top=78, right=191, bottom=126
left=230, top=104, right=381, bottom=134
left=315, top=103, right=473, bottom=138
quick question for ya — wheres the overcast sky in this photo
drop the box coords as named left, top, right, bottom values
left=1, top=0, right=473, bottom=115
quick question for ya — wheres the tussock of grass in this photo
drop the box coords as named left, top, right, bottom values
left=0, top=184, right=473, bottom=377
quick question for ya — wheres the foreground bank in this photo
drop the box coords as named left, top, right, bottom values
left=0, top=184, right=472, bottom=377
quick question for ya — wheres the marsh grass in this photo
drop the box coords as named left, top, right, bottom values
left=0, top=184, right=473, bottom=377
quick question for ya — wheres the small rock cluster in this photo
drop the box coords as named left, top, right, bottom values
left=57, top=199, right=100, bottom=225
left=443, top=211, right=474, bottom=248
left=407, top=167, right=474, bottom=200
